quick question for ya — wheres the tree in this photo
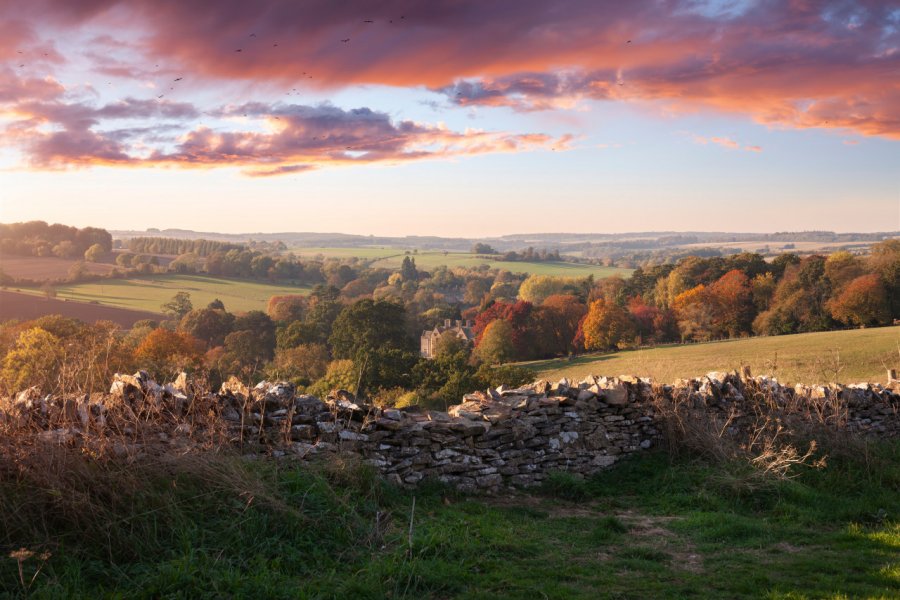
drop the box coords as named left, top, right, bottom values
left=433, top=330, right=469, bottom=359
left=581, top=298, right=636, bottom=351
left=233, top=311, right=277, bottom=360
left=134, top=329, right=202, bottom=379
left=708, top=269, right=754, bottom=337
left=221, top=330, right=271, bottom=375
left=672, top=285, right=715, bottom=341
left=824, top=251, right=864, bottom=292
left=66, top=261, right=88, bottom=282
left=400, top=256, right=418, bottom=282
left=828, top=274, right=890, bottom=327
left=1, top=327, right=63, bottom=394
left=518, top=275, right=581, bottom=305
left=267, top=295, right=308, bottom=323
left=270, top=343, right=330, bottom=385
left=307, top=359, right=358, bottom=398
left=84, top=243, right=106, bottom=262
left=472, top=242, right=498, bottom=255
left=474, top=319, right=516, bottom=364
left=330, top=299, right=411, bottom=360
left=161, top=291, right=193, bottom=319
left=329, top=299, right=414, bottom=393
left=750, top=272, right=777, bottom=312
left=533, top=294, right=587, bottom=356
left=178, top=307, right=235, bottom=347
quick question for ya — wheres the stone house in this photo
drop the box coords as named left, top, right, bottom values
left=420, top=319, right=475, bottom=359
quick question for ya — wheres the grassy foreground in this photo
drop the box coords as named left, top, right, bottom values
left=2, top=444, right=898, bottom=598
left=526, top=326, right=900, bottom=386
left=23, top=274, right=312, bottom=314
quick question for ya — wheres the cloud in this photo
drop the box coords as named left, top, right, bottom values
left=1, top=82, right=567, bottom=174
left=690, top=134, right=761, bottom=152
left=1, top=0, right=898, bottom=178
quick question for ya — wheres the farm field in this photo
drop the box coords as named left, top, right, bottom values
left=0, top=255, right=115, bottom=281
left=20, top=275, right=312, bottom=314
left=0, top=290, right=162, bottom=327
left=523, top=326, right=900, bottom=386
left=289, top=246, right=631, bottom=278
left=369, top=251, right=631, bottom=278
left=289, top=246, right=405, bottom=260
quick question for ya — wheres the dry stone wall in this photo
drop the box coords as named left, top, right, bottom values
left=3, top=369, right=898, bottom=492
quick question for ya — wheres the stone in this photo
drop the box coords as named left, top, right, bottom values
left=601, top=384, right=629, bottom=406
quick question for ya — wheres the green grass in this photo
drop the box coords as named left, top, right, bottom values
left=290, top=246, right=632, bottom=278
left=4, top=445, right=898, bottom=599
left=523, top=326, right=900, bottom=385
left=25, top=274, right=312, bottom=314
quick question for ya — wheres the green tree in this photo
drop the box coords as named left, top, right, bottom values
left=330, top=299, right=411, bottom=359
left=162, top=291, right=193, bottom=319
left=400, top=256, right=418, bottom=282
left=178, top=307, right=235, bottom=347
left=474, top=319, right=516, bottom=364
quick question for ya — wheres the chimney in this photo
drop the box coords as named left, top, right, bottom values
left=455, top=319, right=462, bottom=328
left=444, top=319, right=451, bottom=328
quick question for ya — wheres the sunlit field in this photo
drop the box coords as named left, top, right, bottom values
left=23, top=275, right=311, bottom=314
left=523, top=326, right=900, bottom=386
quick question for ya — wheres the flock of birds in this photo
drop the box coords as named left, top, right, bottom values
left=155, top=17, right=409, bottom=101
left=12, top=19, right=642, bottom=157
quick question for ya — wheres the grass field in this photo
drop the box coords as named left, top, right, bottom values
left=23, top=275, right=312, bottom=314
left=288, top=246, right=632, bottom=278
left=5, top=447, right=898, bottom=598
left=369, top=251, right=631, bottom=278
left=524, top=326, right=900, bottom=385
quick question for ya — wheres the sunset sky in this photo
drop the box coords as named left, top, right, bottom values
left=1, top=0, right=898, bottom=236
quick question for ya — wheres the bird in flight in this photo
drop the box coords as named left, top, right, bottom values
left=341, top=38, right=350, bottom=43
left=235, top=48, right=243, bottom=52
left=627, top=40, right=632, bottom=43
left=249, top=33, right=257, bottom=38
left=157, top=94, right=164, bottom=98
left=174, top=77, right=182, bottom=82
left=364, top=20, right=374, bottom=23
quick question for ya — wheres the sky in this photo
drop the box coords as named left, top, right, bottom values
left=0, top=0, right=898, bottom=237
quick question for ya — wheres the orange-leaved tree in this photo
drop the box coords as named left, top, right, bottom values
left=828, top=274, right=891, bottom=327
left=134, top=328, right=203, bottom=380
left=580, top=298, right=635, bottom=352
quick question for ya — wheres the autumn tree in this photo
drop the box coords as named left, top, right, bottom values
left=134, top=329, right=202, bottom=380
left=474, top=319, right=516, bottom=364
left=581, top=298, right=636, bottom=351
left=1, top=327, right=63, bottom=394
left=532, top=294, right=587, bottom=356
left=828, top=274, right=890, bottom=327
left=708, top=269, right=754, bottom=337
left=824, top=251, right=864, bottom=293
left=672, top=285, right=715, bottom=341
left=266, top=295, right=308, bottom=323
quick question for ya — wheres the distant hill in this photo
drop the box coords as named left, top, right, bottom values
left=109, top=228, right=899, bottom=254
